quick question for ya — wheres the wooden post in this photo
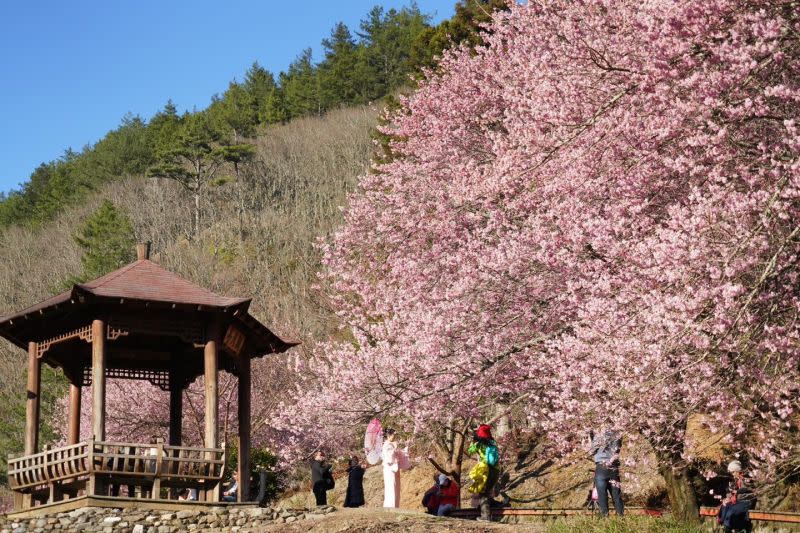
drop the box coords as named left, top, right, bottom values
left=204, top=320, right=220, bottom=501
left=168, top=369, right=182, bottom=499
left=91, top=319, right=106, bottom=442
left=152, top=438, right=164, bottom=499
left=204, top=323, right=219, bottom=449
left=136, top=242, right=151, bottom=260
left=237, top=350, right=251, bottom=502
left=168, top=371, right=182, bottom=446
left=24, top=341, right=41, bottom=455
left=68, top=383, right=81, bottom=445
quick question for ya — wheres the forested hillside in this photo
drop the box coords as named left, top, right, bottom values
left=0, top=0, right=506, bottom=483
left=0, top=0, right=505, bottom=230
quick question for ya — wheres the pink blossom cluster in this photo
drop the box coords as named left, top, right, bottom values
left=276, top=0, right=800, bottom=488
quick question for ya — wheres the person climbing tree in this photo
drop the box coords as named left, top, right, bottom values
left=467, top=424, right=500, bottom=521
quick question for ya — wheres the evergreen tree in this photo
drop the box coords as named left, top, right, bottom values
left=280, top=49, right=320, bottom=118
left=355, top=5, right=430, bottom=100
left=243, top=62, right=279, bottom=123
left=410, top=0, right=509, bottom=70
left=72, top=114, right=155, bottom=184
left=73, top=200, right=136, bottom=281
left=148, top=112, right=254, bottom=236
left=147, top=100, right=183, bottom=155
left=318, top=22, right=359, bottom=109
left=209, top=81, right=258, bottom=140
left=262, top=87, right=290, bottom=124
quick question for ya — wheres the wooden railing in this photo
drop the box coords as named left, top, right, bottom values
left=8, top=439, right=225, bottom=494
left=91, top=441, right=225, bottom=481
left=450, top=507, right=800, bottom=525
left=8, top=442, right=89, bottom=490
left=700, top=506, right=800, bottom=525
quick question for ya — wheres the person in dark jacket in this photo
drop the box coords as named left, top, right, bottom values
left=718, top=460, right=756, bottom=533
left=343, top=457, right=366, bottom=508
left=310, top=450, right=333, bottom=506
left=422, top=474, right=442, bottom=515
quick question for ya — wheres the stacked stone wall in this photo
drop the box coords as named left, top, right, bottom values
left=0, top=505, right=335, bottom=533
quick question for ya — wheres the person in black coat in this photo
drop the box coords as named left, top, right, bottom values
left=311, top=450, right=333, bottom=506
left=344, top=457, right=366, bottom=508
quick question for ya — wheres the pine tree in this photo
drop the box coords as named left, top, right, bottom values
left=318, top=22, right=359, bottom=109
left=147, top=112, right=254, bottom=236
left=73, top=200, right=136, bottom=281
left=243, top=62, right=279, bottom=124
left=148, top=100, right=183, bottom=155
left=210, top=81, right=258, bottom=140
left=410, top=0, right=509, bottom=71
left=280, top=49, right=320, bottom=118
left=355, top=5, right=430, bottom=100
left=262, top=87, right=290, bottom=124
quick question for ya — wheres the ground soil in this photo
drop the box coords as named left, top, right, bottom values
left=257, top=508, right=545, bottom=532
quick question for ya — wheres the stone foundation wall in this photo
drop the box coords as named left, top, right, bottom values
left=0, top=505, right=336, bottom=533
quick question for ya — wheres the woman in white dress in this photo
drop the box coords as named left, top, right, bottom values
left=382, top=428, right=401, bottom=508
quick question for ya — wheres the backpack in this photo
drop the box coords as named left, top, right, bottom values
left=485, top=444, right=499, bottom=467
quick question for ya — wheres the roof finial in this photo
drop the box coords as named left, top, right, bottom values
left=136, top=242, right=151, bottom=261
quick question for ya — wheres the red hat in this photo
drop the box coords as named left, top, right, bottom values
left=476, top=424, right=493, bottom=440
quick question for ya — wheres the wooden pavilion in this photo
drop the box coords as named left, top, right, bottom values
left=0, top=243, right=298, bottom=511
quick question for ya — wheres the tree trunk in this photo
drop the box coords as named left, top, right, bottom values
left=654, top=447, right=700, bottom=524
left=429, top=420, right=471, bottom=507
left=449, top=429, right=467, bottom=507
left=193, top=190, right=200, bottom=237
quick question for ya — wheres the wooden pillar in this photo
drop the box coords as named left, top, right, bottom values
left=24, top=341, right=41, bottom=455
left=168, top=370, right=182, bottom=446
left=203, top=323, right=219, bottom=450
left=91, top=319, right=106, bottom=441
left=204, top=321, right=220, bottom=501
left=68, top=383, right=81, bottom=445
left=236, top=351, right=251, bottom=502
left=168, top=372, right=183, bottom=500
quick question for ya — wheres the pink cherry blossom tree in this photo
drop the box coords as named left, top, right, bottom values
left=53, top=356, right=293, bottom=450
left=279, top=0, right=799, bottom=522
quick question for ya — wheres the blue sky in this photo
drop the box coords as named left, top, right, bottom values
left=0, top=0, right=455, bottom=194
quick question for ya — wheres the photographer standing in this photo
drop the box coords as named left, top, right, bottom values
left=588, top=428, right=624, bottom=517
left=310, top=450, right=333, bottom=506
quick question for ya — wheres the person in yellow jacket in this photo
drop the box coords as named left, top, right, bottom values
left=467, top=424, right=500, bottom=521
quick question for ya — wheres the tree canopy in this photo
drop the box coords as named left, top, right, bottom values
left=278, top=0, right=800, bottom=522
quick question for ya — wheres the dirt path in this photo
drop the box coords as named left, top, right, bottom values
left=255, top=508, right=546, bottom=532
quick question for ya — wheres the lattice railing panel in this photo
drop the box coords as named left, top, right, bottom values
left=83, top=367, right=171, bottom=391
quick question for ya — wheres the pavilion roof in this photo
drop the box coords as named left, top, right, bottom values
left=2, top=260, right=250, bottom=321
left=0, top=258, right=299, bottom=357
